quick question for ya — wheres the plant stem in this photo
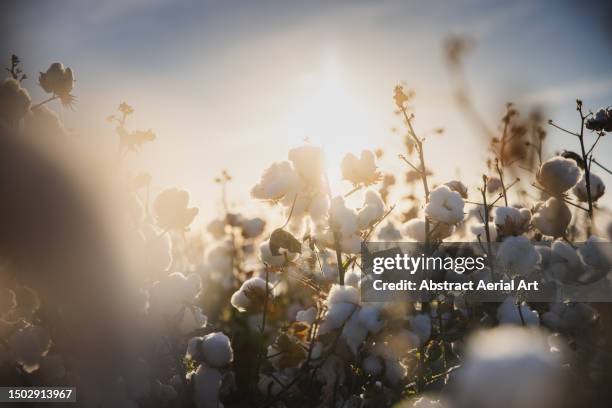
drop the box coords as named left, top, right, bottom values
left=30, top=95, right=57, bottom=110
left=576, top=106, right=593, bottom=218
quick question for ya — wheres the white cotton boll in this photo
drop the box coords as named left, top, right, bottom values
left=344, top=269, right=361, bottom=288
left=341, top=150, right=380, bottom=186
left=329, top=196, right=359, bottom=236
left=327, top=284, right=360, bottom=305
left=496, top=296, right=539, bottom=326
left=206, top=219, right=226, bottom=239
left=378, top=220, right=402, bottom=241
left=410, top=314, right=431, bottom=345
left=572, top=172, right=605, bottom=202
left=181, top=306, right=208, bottom=334
left=469, top=222, right=497, bottom=242
left=537, top=156, right=581, bottom=194
left=8, top=325, right=51, bottom=373
left=425, top=185, right=465, bottom=224
left=547, top=240, right=583, bottom=282
left=240, top=217, right=266, bottom=238
left=319, top=302, right=357, bottom=334
left=296, top=307, right=317, bottom=324
left=259, top=240, right=298, bottom=267
left=362, top=355, right=383, bottom=376
left=531, top=197, right=571, bottom=238
left=357, top=190, right=385, bottom=230
left=542, top=302, right=597, bottom=332
left=288, top=145, right=325, bottom=185
left=497, top=236, right=540, bottom=275
left=308, top=193, right=330, bottom=226
left=193, top=365, right=223, bottom=408
left=404, top=219, right=426, bottom=241
left=342, top=312, right=369, bottom=354
left=200, top=332, right=233, bottom=368
left=445, top=180, right=468, bottom=198
left=493, top=206, right=531, bottom=235
left=250, top=161, right=299, bottom=200
left=358, top=306, right=383, bottom=333
left=230, top=277, right=271, bottom=312
left=578, top=235, right=611, bottom=271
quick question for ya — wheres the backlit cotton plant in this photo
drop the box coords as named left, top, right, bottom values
left=2, top=49, right=612, bottom=408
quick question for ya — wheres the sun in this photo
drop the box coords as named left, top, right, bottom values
left=283, top=58, right=380, bottom=196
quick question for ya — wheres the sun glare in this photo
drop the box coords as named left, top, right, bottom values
left=284, top=59, right=380, bottom=196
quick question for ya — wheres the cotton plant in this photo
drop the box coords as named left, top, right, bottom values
left=185, top=332, right=234, bottom=408
left=251, top=145, right=329, bottom=233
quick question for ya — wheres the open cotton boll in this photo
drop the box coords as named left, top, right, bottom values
left=444, top=180, right=468, bottom=198
left=344, top=268, right=362, bottom=288
left=357, top=190, right=385, bottom=230
left=259, top=240, right=298, bottom=266
left=358, top=306, right=384, bottom=333
left=230, top=277, right=271, bottom=313
left=378, top=220, right=402, bottom=241
left=531, top=197, right=571, bottom=238
left=342, top=312, right=369, bottom=354
left=537, top=156, right=581, bottom=194
left=190, top=332, right=234, bottom=368
left=327, top=284, right=360, bottom=305
left=329, top=196, right=359, bottom=236
left=546, top=240, right=584, bottom=282
left=193, top=365, right=223, bottom=408
left=497, top=236, right=540, bottom=275
left=341, top=150, right=380, bottom=186
left=288, top=145, right=325, bottom=185
left=469, top=222, right=497, bottom=242
left=410, top=314, right=431, bottom=346
left=425, top=185, right=465, bottom=224
left=295, top=307, right=317, bottom=325
left=578, top=235, right=612, bottom=271
left=493, top=206, right=531, bottom=236
left=307, top=193, right=331, bottom=226
left=496, top=296, right=539, bottom=326
left=250, top=161, right=299, bottom=200
left=572, top=172, right=605, bottom=202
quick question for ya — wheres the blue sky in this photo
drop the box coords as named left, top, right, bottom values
left=2, top=0, right=612, bottom=223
